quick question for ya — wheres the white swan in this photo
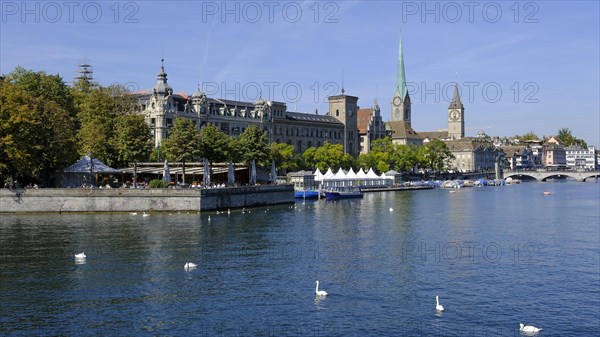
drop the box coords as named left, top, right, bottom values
left=75, top=252, right=86, bottom=259
left=520, top=323, right=542, bottom=333
left=184, top=262, right=197, bottom=270
left=436, top=295, right=444, bottom=311
left=389, top=207, right=394, bottom=212
left=142, top=212, right=149, bottom=217
left=130, top=212, right=137, bottom=215
left=208, top=215, right=211, bottom=221
left=315, top=280, right=328, bottom=296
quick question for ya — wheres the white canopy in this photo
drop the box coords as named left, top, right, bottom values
left=346, top=167, right=357, bottom=179
left=366, top=168, right=379, bottom=178
left=323, top=167, right=335, bottom=179
left=313, top=168, right=324, bottom=182
left=333, top=168, right=347, bottom=179
left=357, top=168, right=367, bottom=178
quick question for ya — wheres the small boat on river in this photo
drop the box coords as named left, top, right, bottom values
left=294, top=189, right=320, bottom=199
left=324, top=186, right=364, bottom=199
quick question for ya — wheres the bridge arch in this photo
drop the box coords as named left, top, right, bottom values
left=503, top=170, right=600, bottom=182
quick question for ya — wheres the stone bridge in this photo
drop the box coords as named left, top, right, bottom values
left=502, top=170, right=600, bottom=182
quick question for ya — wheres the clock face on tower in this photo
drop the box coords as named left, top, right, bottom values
left=449, top=110, right=460, bottom=121
left=393, top=96, right=401, bottom=107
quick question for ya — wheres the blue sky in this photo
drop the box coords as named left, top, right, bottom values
left=2, top=1, right=599, bottom=146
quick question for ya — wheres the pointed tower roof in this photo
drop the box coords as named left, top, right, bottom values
left=449, top=82, right=463, bottom=109
left=153, top=58, right=173, bottom=96
left=396, top=34, right=408, bottom=100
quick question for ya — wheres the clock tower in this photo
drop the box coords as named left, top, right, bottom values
left=447, top=82, right=465, bottom=140
left=391, top=35, right=411, bottom=126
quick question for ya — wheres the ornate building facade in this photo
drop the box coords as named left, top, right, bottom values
left=136, top=59, right=360, bottom=157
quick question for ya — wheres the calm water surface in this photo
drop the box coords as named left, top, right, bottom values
left=1, top=181, right=599, bottom=336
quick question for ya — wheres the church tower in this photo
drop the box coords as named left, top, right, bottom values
left=391, top=35, right=411, bottom=125
left=447, top=82, right=465, bottom=139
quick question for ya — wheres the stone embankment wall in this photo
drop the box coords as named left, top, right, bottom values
left=200, top=185, right=294, bottom=211
left=0, top=185, right=294, bottom=213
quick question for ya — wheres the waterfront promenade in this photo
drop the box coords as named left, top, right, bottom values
left=0, top=185, right=294, bottom=213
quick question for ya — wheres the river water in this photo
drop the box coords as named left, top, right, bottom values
left=1, top=181, right=598, bottom=336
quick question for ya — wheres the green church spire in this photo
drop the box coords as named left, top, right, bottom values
left=396, top=34, right=408, bottom=100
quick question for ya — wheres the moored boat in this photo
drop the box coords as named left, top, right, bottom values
left=324, top=186, right=364, bottom=199
left=294, top=189, right=320, bottom=199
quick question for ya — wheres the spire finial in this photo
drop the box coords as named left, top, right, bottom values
left=341, top=69, right=345, bottom=94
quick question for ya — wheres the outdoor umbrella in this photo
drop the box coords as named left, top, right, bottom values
left=163, top=160, right=171, bottom=183
left=203, top=158, right=211, bottom=186
left=250, top=160, right=257, bottom=185
left=270, top=160, right=277, bottom=184
left=228, top=160, right=235, bottom=186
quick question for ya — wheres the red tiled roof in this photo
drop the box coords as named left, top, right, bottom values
left=357, top=108, right=374, bottom=134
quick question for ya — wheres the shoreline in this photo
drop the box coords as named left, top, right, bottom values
left=0, top=185, right=295, bottom=214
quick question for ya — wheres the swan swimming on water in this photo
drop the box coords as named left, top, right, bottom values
left=435, top=295, right=444, bottom=311
left=184, top=262, right=197, bottom=270
left=142, top=212, right=150, bottom=217
left=520, top=323, right=542, bottom=333
left=315, top=280, right=328, bottom=296
left=75, top=252, right=86, bottom=259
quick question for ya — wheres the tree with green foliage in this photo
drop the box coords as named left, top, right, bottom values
left=357, top=151, right=390, bottom=174
left=74, top=84, right=138, bottom=167
left=237, top=124, right=270, bottom=166
left=2, top=67, right=78, bottom=186
left=0, top=78, right=41, bottom=185
left=557, top=128, right=587, bottom=148
left=112, top=114, right=153, bottom=165
left=198, top=124, right=234, bottom=164
left=303, top=142, right=354, bottom=171
left=161, top=117, right=201, bottom=162
left=417, top=139, right=454, bottom=172
left=270, top=142, right=299, bottom=172
left=391, top=144, right=419, bottom=172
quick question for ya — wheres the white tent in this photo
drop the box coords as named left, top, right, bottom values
left=333, top=168, right=347, bottom=180
left=346, top=167, right=357, bottom=179
left=366, top=168, right=379, bottom=178
left=323, top=167, right=335, bottom=180
left=314, top=168, right=324, bottom=182
left=357, top=168, right=367, bottom=178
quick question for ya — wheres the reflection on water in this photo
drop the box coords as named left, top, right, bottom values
left=0, top=181, right=599, bottom=336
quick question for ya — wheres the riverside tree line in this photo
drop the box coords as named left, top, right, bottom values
left=1, top=67, right=587, bottom=187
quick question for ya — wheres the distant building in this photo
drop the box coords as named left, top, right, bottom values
left=136, top=59, right=359, bottom=156
left=542, top=137, right=567, bottom=168
left=565, top=146, right=597, bottom=170
left=357, top=99, right=387, bottom=154
left=501, top=146, right=534, bottom=170
left=445, top=138, right=502, bottom=172
left=522, top=139, right=544, bottom=168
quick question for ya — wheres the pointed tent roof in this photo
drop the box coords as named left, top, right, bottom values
left=313, top=168, right=324, bottom=182
left=333, top=168, right=347, bottom=179
left=63, top=155, right=121, bottom=174
left=366, top=168, right=379, bottom=178
left=448, top=82, right=463, bottom=109
left=357, top=168, right=367, bottom=178
left=346, top=167, right=357, bottom=179
left=323, top=167, right=335, bottom=179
